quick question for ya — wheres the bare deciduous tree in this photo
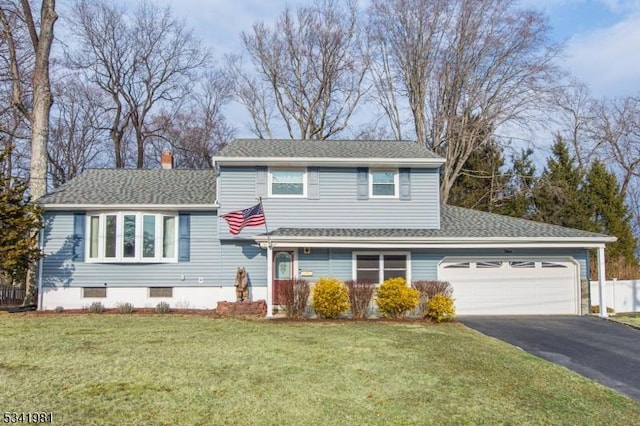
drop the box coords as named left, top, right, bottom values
left=0, top=0, right=57, bottom=199
left=230, top=0, right=369, bottom=140
left=0, top=0, right=57, bottom=304
left=0, top=2, right=31, bottom=179
left=150, top=70, right=235, bottom=169
left=589, top=94, right=640, bottom=252
left=369, top=0, right=562, bottom=202
left=591, top=95, right=640, bottom=198
left=48, top=79, right=109, bottom=187
left=551, top=82, right=599, bottom=171
left=67, top=0, right=209, bottom=168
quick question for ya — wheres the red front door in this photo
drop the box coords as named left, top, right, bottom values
left=273, top=250, right=294, bottom=305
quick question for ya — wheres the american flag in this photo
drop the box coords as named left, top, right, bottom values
left=222, top=203, right=266, bottom=235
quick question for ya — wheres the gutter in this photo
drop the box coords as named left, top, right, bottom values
left=213, top=156, right=445, bottom=168
left=41, top=204, right=220, bottom=211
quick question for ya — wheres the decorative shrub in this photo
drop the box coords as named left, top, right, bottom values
left=279, top=279, right=310, bottom=318
left=413, top=280, right=453, bottom=316
left=155, top=301, right=171, bottom=314
left=346, top=279, right=375, bottom=319
left=375, top=277, right=419, bottom=318
left=54, top=306, right=64, bottom=313
left=311, top=277, right=350, bottom=319
left=426, top=293, right=456, bottom=323
left=117, top=302, right=134, bottom=314
left=88, top=302, right=104, bottom=313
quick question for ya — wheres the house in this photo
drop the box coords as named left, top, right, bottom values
left=37, top=139, right=615, bottom=317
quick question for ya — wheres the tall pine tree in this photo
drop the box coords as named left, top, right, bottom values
left=448, top=140, right=507, bottom=213
left=498, top=148, right=537, bottom=219
left=0, top=146, right=43, bottom=287
left=582, top=159, right=637, bottom=265
left=532, top=136, right=591, bottom=230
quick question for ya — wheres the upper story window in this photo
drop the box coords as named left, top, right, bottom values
left=370, top=170, right=398, bottom=197
left=269, top=168, right=307, bottom=197
left=86, top=212, right=178, bottom=263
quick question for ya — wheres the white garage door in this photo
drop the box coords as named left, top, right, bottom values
left=438, top=258, right=579, bottom=315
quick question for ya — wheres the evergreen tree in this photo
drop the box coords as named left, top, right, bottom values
left=532, top=136, right=590, bottom=230
left=448, top=141, right=507, bottom=212
left=582, top=159, right=638, bottom=265
left=0, top=146, right=43, bottom=287
left=498, top=148, right=537, bottom=219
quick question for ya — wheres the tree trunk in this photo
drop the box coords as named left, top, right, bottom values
left=23, top=0, right=58, bottom=305
left=26, top=0, right=57, bottom=198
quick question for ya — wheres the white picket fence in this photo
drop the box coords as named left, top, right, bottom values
left=589, top=280, right=640, bottom=313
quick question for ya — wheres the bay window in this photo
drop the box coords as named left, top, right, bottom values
left=87, top=212, right=179, bottom=262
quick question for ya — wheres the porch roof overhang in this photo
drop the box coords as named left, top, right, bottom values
left=254, top=228, right=616, bottom=250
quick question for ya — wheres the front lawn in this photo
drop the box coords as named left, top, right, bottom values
left=0, top=315, right=638, bottom=425
left=610, top=313, right=640, bottom=328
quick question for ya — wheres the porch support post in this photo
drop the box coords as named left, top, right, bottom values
left=597, top=246, right=608, bottom=318
left=266, top=244, right=273, bottom=318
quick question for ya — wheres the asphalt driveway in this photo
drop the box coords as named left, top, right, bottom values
left=460, top=316, right=640, bottom=400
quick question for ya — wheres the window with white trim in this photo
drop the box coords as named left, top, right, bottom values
left=354, top=252, right=409, bottom=283
left=269, top=168, right=307, bottom=197
left=370, top=170, right=398, bottom=197
left=86, top=212, right=178, bottom=263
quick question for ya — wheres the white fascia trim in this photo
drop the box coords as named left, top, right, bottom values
left=256, top=238, right=612, bottom=249
left=42, top=204, right=219, bottom=211
left=213, top=157, right=445, bottom=168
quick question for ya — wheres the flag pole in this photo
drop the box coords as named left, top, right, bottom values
left=258, top=196, right=272, bottom=248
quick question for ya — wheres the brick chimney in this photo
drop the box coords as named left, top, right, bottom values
left=161, top=150, right=173, bottom=169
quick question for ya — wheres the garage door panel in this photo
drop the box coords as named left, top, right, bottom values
left=438, top=259, right=578, bottom=315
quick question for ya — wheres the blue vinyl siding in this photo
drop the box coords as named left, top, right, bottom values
left=41, top=211, right=244, bottom=288
left=42, top=211, right=589, bottom=291
left=218, top=166, right=440, bottom=239
left=220, top=241, right=267, bottom=288
left=327, top=249, right=355, bottom=280
left=297, top=248, right=331, bottom=278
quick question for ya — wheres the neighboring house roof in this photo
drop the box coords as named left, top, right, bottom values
left=38, top=169, right=217, bottom=210
left=214, top=139, right=445, bottom=167
left=255, top=205, right=615, bottom=246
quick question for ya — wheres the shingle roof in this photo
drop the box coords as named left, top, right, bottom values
left=216, top=139, right=443, bottom=160
left=38, top=169, right=216, bottom=206
left=262, top=205, right=612, bottom=241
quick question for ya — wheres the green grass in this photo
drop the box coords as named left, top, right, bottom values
left=611, top=313, right=640, bottom=328
left=1, top=315, right=639, bottom=425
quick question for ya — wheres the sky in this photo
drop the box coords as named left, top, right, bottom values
left=142, top=0, right=640, bottom=142
left=149, top=0, right=640, bottom=98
